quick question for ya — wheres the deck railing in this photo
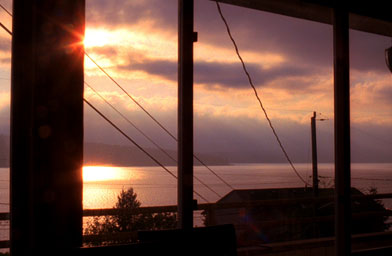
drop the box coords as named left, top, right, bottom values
left=0, top=193, right=392, bottom=252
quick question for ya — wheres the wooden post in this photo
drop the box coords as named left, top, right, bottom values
left=178, top=0, right=195, bottom=229
left=11, top=1, right=85, bottom=254
left=333, top=4, right=351, bottom=256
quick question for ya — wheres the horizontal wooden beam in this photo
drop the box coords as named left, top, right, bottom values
left=1, top=193, right=391, bottom=220
left=213, top=0, right=392, bottom=37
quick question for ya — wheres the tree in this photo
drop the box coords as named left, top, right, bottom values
left=84, top=188, right=177, bottom=245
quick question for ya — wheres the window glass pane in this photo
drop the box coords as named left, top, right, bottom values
left=350, top=25, right=392, bottom=251
left=83, top=0, right=178, bottom=246
left=194, top=2, right=334, bottom=254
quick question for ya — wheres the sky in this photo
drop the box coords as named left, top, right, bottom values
left=0, top=0, right=391, bottom=163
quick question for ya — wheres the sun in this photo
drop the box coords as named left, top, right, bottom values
left=83, top=28, right=111, bottom=48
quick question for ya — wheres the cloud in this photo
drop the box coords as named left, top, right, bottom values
left=86, top=0, right=391, bottom=74
left=350, top=72, right=392, bottom=124
left=82, top=0, right=392, bottom=161
left=0, top=38, right=10, bottom=52
left=123, top=58, right=176, bottom=81
left=195, top=61, right=318, bottom=90
left=196, top=2, right=391, bottom=73
left=0, top=57, right=10, bottom=64
left=350, top=30, right=391, bottom=73
left=88, top=46, right=118, bottom=57
left=0, top=92, right=9, bottom=109
left=374, top=84, right=392, bottom=105
left=87, top=0, right=177, bottom=29
left=0, top=92, right=10, bottom=134
left=119, top=55, right=320, bottom=90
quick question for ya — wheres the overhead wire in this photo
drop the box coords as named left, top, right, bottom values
left=0, top=21, right=11, bottom=35
left=215, top=1, right=310, bottom=186
left=85, top=81, right=222, bottom=198
left=85, top=81, right=178, bottom=163
left=2, top=3, right=235, bottom=190
left=0, top=4, right=11, bottom=17
left=0, top=3, right=235, bottom=192
left=2, top=4, right=392, bottom=200
left=84, top=98, right=209, bottom=203
left=84, top=53, right=235, bottom=190
left=85, top=53, right=177, bottom=141
left=0, top=13, right=213, bottom=203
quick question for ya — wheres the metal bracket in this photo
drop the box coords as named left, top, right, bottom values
left=193, top=32, right=198, bottom=43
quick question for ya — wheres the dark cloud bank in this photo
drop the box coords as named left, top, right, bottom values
left=120, top=56, right=319, bottom=91
left=87, top=0, right=391, bottom=74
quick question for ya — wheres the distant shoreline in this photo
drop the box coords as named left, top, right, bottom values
left=2, top=162, right=392, bottom=169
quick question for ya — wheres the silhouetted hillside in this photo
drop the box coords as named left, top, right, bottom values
left=84, top=142, right=229, bottom=166
left=1, top=133, right=391, bottom=167
left=0, top=134, right=228, bottom=167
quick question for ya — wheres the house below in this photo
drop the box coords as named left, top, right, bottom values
left=205, top=188, right=390, bottom=247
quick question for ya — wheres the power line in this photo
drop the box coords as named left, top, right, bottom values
left=0, top=4, right=11, bottom=36
left=0, top=16, right=214, bottom=202
left=84, top=53, right=235, bottom=191
left=215, top=2, right=310, bottom=186
left=85, top=52, right=177, bottom=141
left=85, top=82, right=177, bottom=163
left=83, top=98, right=209, bottom=203
left=0, top=21, right=11, bottom=35
left=0, top=3, right=11, bottom=17
left=85, top=82, right=222, bottom=198
left=0, top=6, right=234, bottom=191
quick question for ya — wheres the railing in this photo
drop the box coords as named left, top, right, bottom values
left=1, top=193, right=392, bottom=253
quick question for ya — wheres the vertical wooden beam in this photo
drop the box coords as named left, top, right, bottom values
left=333, top=4, right=351, bottom=256
left=11, top=1, right=85, bottom=254
left=178, top=0, right=194, bottom=229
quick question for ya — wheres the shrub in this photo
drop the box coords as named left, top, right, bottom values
left=84, top=188, right=177, bottom=246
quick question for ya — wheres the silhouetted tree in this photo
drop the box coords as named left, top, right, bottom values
left=351, top=187, right=391, bottom=234
left=84, top=188, right=177, bottom=245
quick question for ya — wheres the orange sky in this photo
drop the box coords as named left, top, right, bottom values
left=0, top=0, right=391, bottom=162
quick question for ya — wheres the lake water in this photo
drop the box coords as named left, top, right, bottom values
left=1, top=163, right=392, bottom=242
left=82, top=163, right=392, bottom=208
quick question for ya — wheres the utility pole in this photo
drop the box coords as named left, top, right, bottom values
left=311, top=111, right=319, bottom=196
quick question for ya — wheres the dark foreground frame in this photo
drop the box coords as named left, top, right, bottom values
left=10, top=0, right=392, bottom=256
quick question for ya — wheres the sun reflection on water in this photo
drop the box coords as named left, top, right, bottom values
left=83, top=166, right=131, bottom=182
left=83, top=166, right=143, bottom=209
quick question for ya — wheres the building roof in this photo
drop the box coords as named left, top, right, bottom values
left=217, top=187, right=363, bottom=204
